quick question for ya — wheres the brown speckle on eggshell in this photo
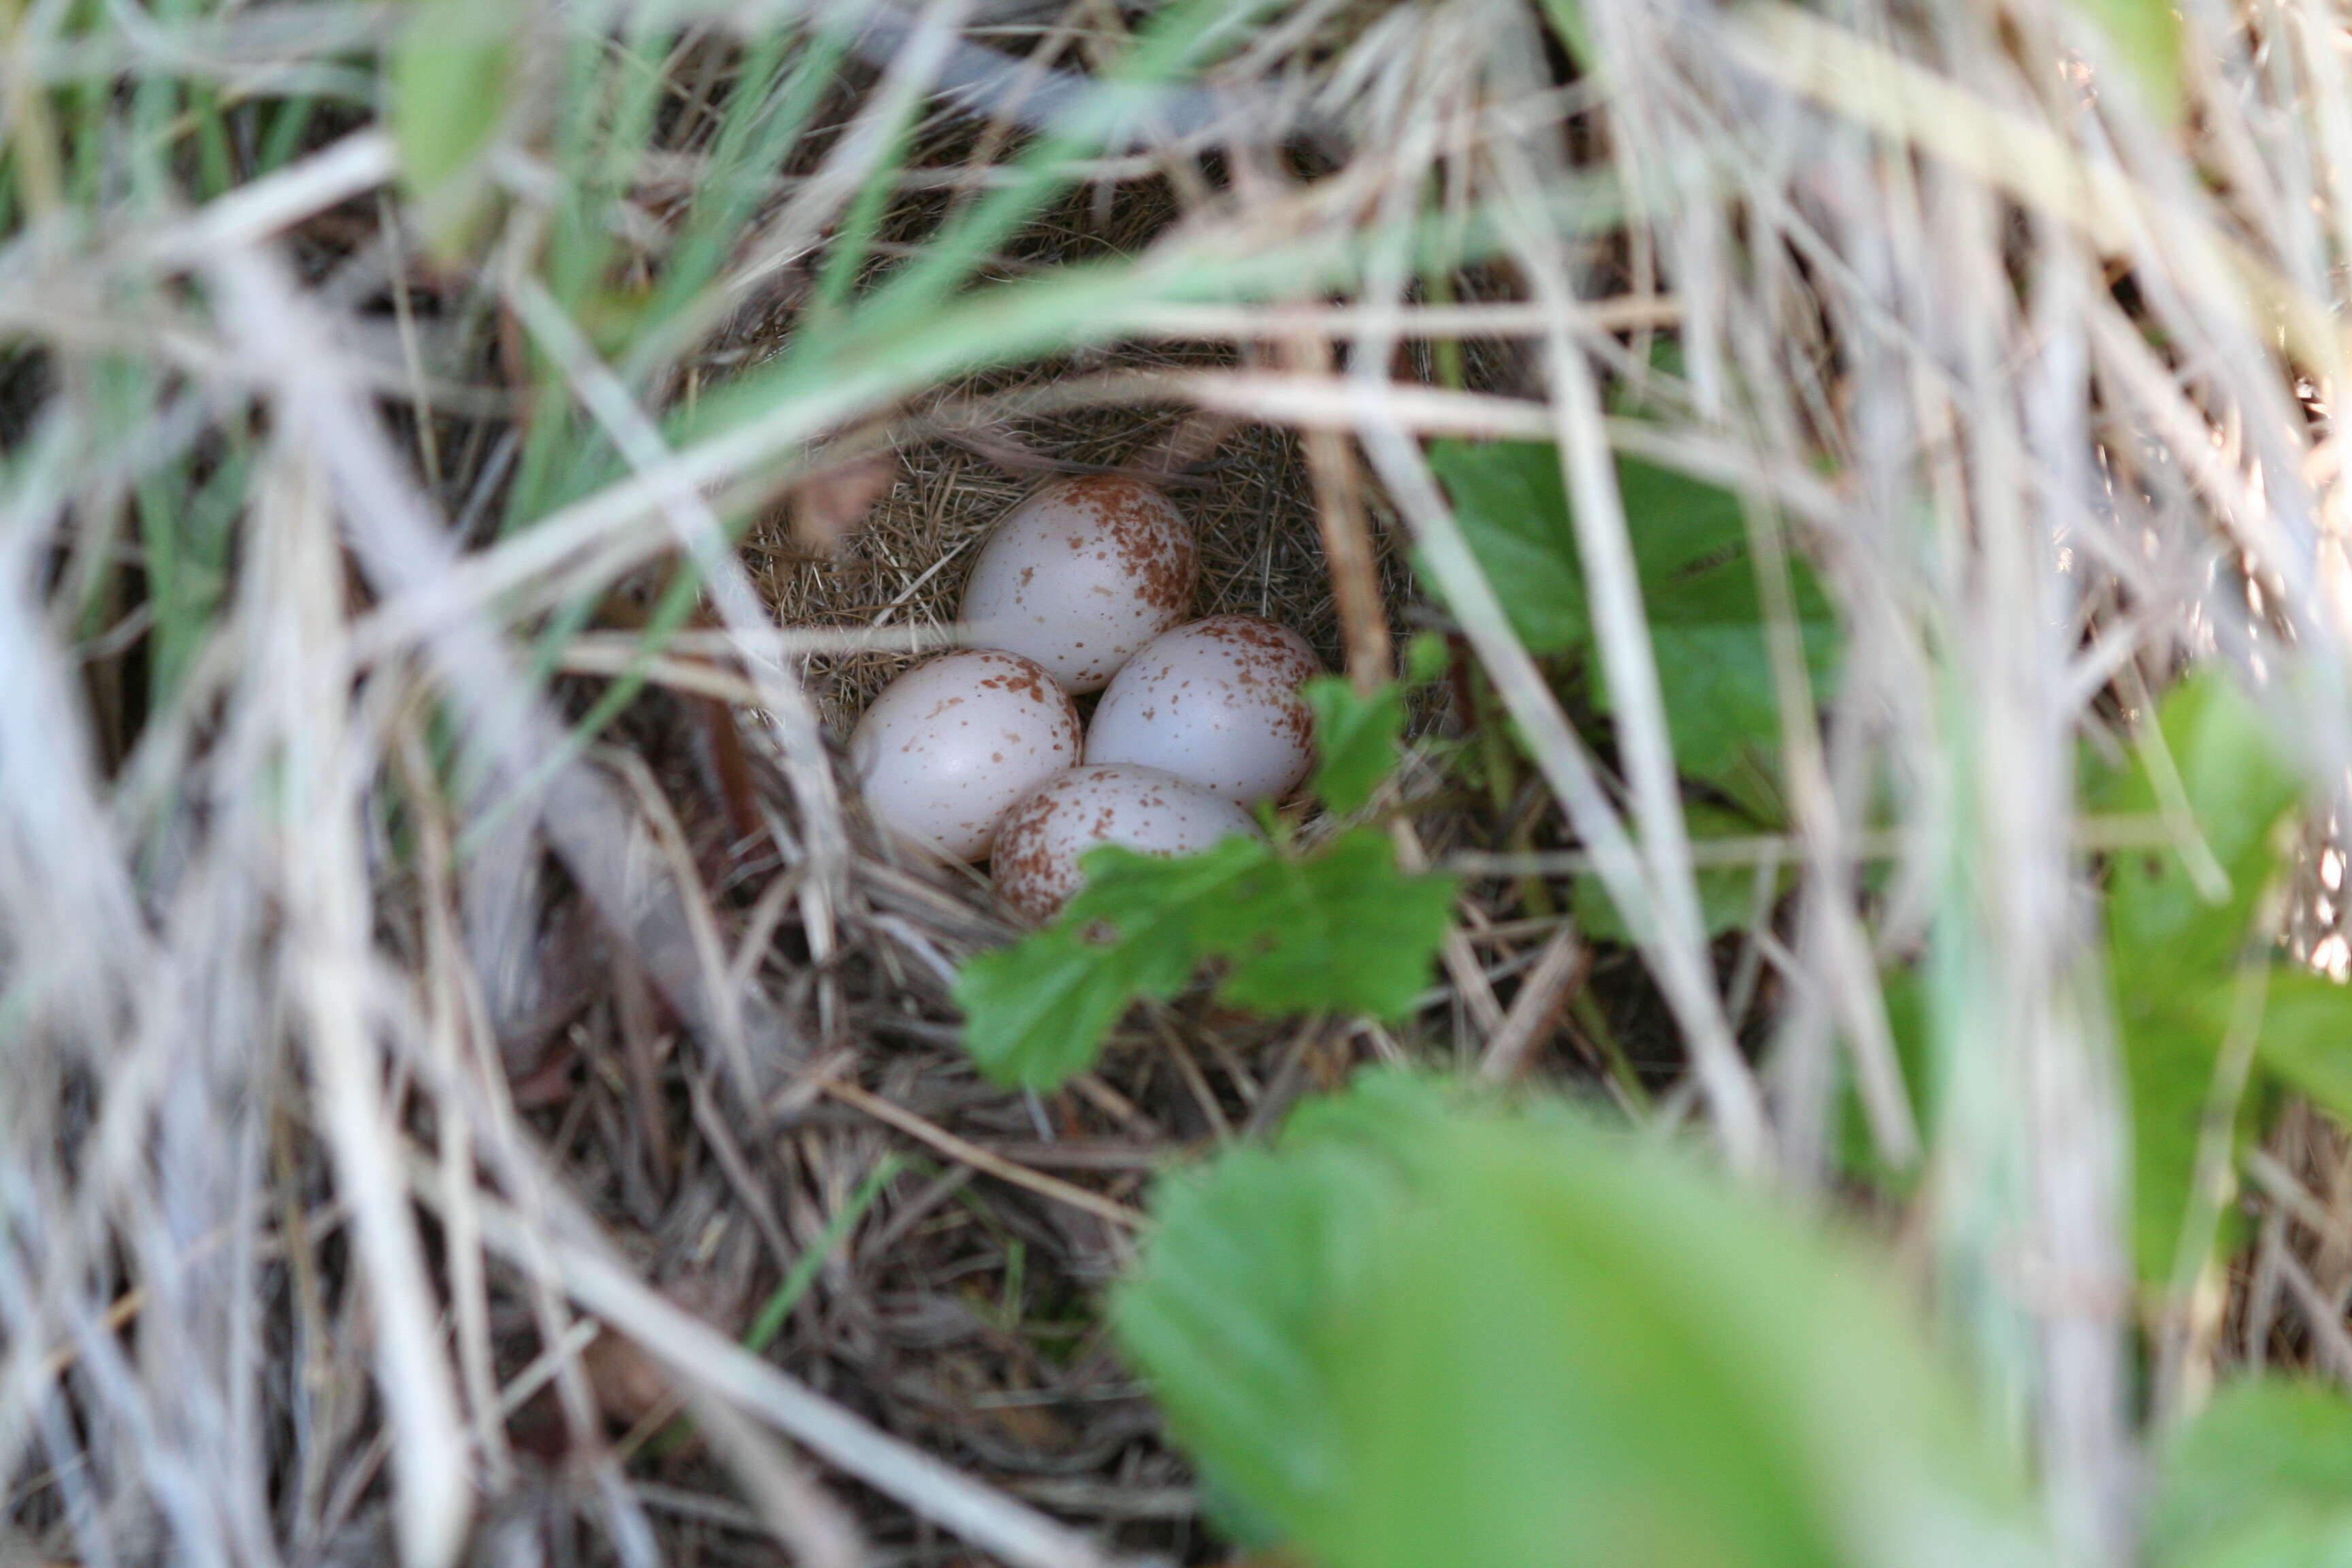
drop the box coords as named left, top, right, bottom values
left=992, top=764, right=1260, bottom=920
left=1083, top=615, right=1322, bottom=804
left=957, top=476, right=1198, bottom=693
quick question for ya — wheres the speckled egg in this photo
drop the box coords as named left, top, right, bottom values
left=956, top=475, right=1199, bottom=693
left=1083, top=615, right=1322, bottom=804
left=849, top=650, right=1083, bottom=861
left=992, top=765, right=1260, bottom=920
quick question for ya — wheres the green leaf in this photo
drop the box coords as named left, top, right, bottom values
left=2091, top=668, right=2302, bottom=1282
left=1403, top=630, right=1452, bottom=685
left=1536, top=0, right=1594, bottom=69
left=2071, top=0, right=2185, bottom=126
left=2247, top=968, right=2352, bottom=1124
left=2151, top=1378, right=2352, bottom=1568
left=955, top=838, right=1262, bottom=1089
left=1119, top=1073, right=2047, bottom=1568
left=1209, top=831, right=1460, bottom=1020
left=1113, top=1073, right=1463, bottom=1537
left=387, top=0, right=518, bottom=257
left=1427, top=440, right=1839, bottom=821
left=1426, top=440, right=1588, bottom=655
left=1305, top=676, right=1408, bottom=817
left=954, top=834, right=1457, bottom=1090
left=2094, top=672, right=2300, bottom=980
left=1836, top=962, right=1933, bottom=1192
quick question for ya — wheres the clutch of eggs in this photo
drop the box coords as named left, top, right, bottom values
left=956, top=474, right=1199, bottom=693
left=852, top=477, right=1327, bottom=908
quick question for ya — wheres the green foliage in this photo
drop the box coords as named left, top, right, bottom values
left=387, top=0, right=517, bottom=256
left=2091, top=669, right=2303, bottom=1282
left=1302, top=633, right=1450, bottom=818
left=1304, top=679, right=1410, bottom=819
left=1426, top=440, right=1590, bottom=656
left=2070, top=0, right=2185, bottom=125
left=2249, top=970, right=2352, bottom=1124
left=1537, top=0, right=1595, bottom=70
left=1426, top=438, right=1838, bottom=828
left=955, top=832, right=1457, bottom=1090
left=2151, top=1378, right=2352, bottom=1568
left=1117, top=1072, right=2046, bottom=1568
left=1113, top=1074, right=1462, bottom=1537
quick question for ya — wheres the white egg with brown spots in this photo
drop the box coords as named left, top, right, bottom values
left=992, top=765, right=1260, bottom=920
left=1083, top=615, right=1322, bottom=804
left=957, top=474, right=1199, bottom=693
left=850, top=649, right=1082, bottom=862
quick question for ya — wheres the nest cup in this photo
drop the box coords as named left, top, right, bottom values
left=763, top=350, right=1408, bottom=749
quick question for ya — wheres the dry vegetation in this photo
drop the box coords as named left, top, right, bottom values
left=10, top=0, right=2352, bottom=1563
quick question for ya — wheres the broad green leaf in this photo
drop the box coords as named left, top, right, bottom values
left=2151, top=1378, right=2352, bottom=1568
left=1426, top=440, right=1588, bottom=655
left=955, top=838, right=1261, bottom=1088
left=2090, top=668, right=2302, bottom=1281
left=2095, top=672, right=2300, bottom=979
left=2253, top=969, right=2352, bottom=1122
left=1209, top=831, right=1460, bottom=1020
left=1304, top=676, right=1408, bottom=818
left=1114, top=1073, right=1463, bottom=1538
left=954, top=835, right=1456, bottom=1090
left=1572, top=800, right=1779, bottom=940
left=1427, top=440, right=1838, bottom=821
left=387, top=0, right=518, bottom=256
left=1303, top=632, right=1452, bottom=818
left=1327, top=1124, right=2042, bottom=1568
left=1120, top=1073, right=2047, bottom=1568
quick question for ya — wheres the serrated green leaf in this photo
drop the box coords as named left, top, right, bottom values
left=2091, top=668, right=2302, bottom=1281
left=955, top=837, right=1262, bottom=1088
left=954, top=834, right=1456, bottom=1090
left=1305, top=676, right=1408, bottom=817
left=1209, top=831, right=1458, bottom=1019
left=2152, top=1378, right=2352, bottom=1568
left=1119, top=1073, right=2046, bottom=1568
left=1427, top=440, right=1838, bottom=822
left=1113, top=1073, right=1463, bottom=1536
left=387, top=0, right=518, bottom=257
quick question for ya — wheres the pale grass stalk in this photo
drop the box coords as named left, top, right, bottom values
left=396, top=724, right=514, bottom=1486
left=262, top=444, right=470, bottom=1568
left=688, top=1393, right=871, bottom=1568
left=504, top=272, right=849, bottom=960
left=201, top=241, right=792, bottom=1085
